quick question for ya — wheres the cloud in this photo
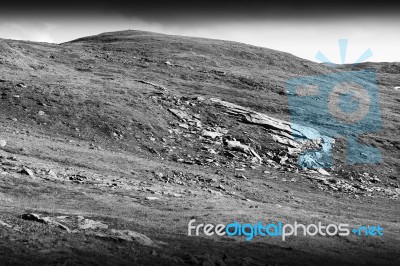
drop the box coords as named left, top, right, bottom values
left=0, top=20, right=55, bottom=43
left=0, top=15, right=399, bottom=63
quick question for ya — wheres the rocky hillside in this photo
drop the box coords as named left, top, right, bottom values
left=0, top=30, right=399, bottom=265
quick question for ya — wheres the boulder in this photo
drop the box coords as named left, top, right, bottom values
left=0, top=140, right=6, bottom=147
left=0, top=220, right=12, bottom=228
left=225, top=140, right=251, bottom=153
left=77, top=216, right=108, bottom=230
left=19, top=167, right=36, bottom=179
left=46, top=169, right=59, bottom=179
left=225, top=140, right=262, bottom=163
left=16, top=83, right=27, bottom=88
left=145, top=196, right=160, bottom=201
left=178, top=123, right=189, bottom=129
left=110, top=229, right=156, bottom=246
left=21, top=213, right=71, bottom=233
left=169, top=108, right=191, bottom=120
left=201, top=130, right=223, bottom=139
left=317, top=168, right=330, bottom=176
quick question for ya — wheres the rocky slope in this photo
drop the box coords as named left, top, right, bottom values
left=0, top=30, right=399, bottom=265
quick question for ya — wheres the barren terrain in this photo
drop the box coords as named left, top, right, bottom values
left=0, top=30, right=399, bottom=265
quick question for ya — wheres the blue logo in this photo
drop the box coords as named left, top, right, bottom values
left=188, top=220, right=384, bottom=241
left=286, top=40, right=382, bottom=168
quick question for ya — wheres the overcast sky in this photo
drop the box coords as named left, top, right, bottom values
left=0, top=1, right=399, bottom=63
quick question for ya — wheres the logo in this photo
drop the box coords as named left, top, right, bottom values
left=188, top=220, right=384, bottom=241
left=286, top=39, right=382, bottom=168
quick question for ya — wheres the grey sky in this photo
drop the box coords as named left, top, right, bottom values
left=0, top=5, right=399, bottom=63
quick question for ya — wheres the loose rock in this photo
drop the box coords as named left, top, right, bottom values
left=21, top=213, right=71, bottom=233
left=202, top=130, right=223, bottom=139
left=0, top=220, right=12, bottom=228
left=317, top=168, right=330, bottom=176
left=19, top=167, right=36, bottom=179
left=77, top=216, right=108, bottom=230
left=110, top=229, right=156, bottom=246
left=0, top=140, right=6, bottom=147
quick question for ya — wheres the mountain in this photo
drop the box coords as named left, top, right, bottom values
left=0, top=30, right=399, bottom=265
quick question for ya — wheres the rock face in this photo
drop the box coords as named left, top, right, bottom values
left=210, top=97, right=334, bottom=167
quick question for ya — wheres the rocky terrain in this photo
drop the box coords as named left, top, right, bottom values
left=0, top=30, right=399, bottom=265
